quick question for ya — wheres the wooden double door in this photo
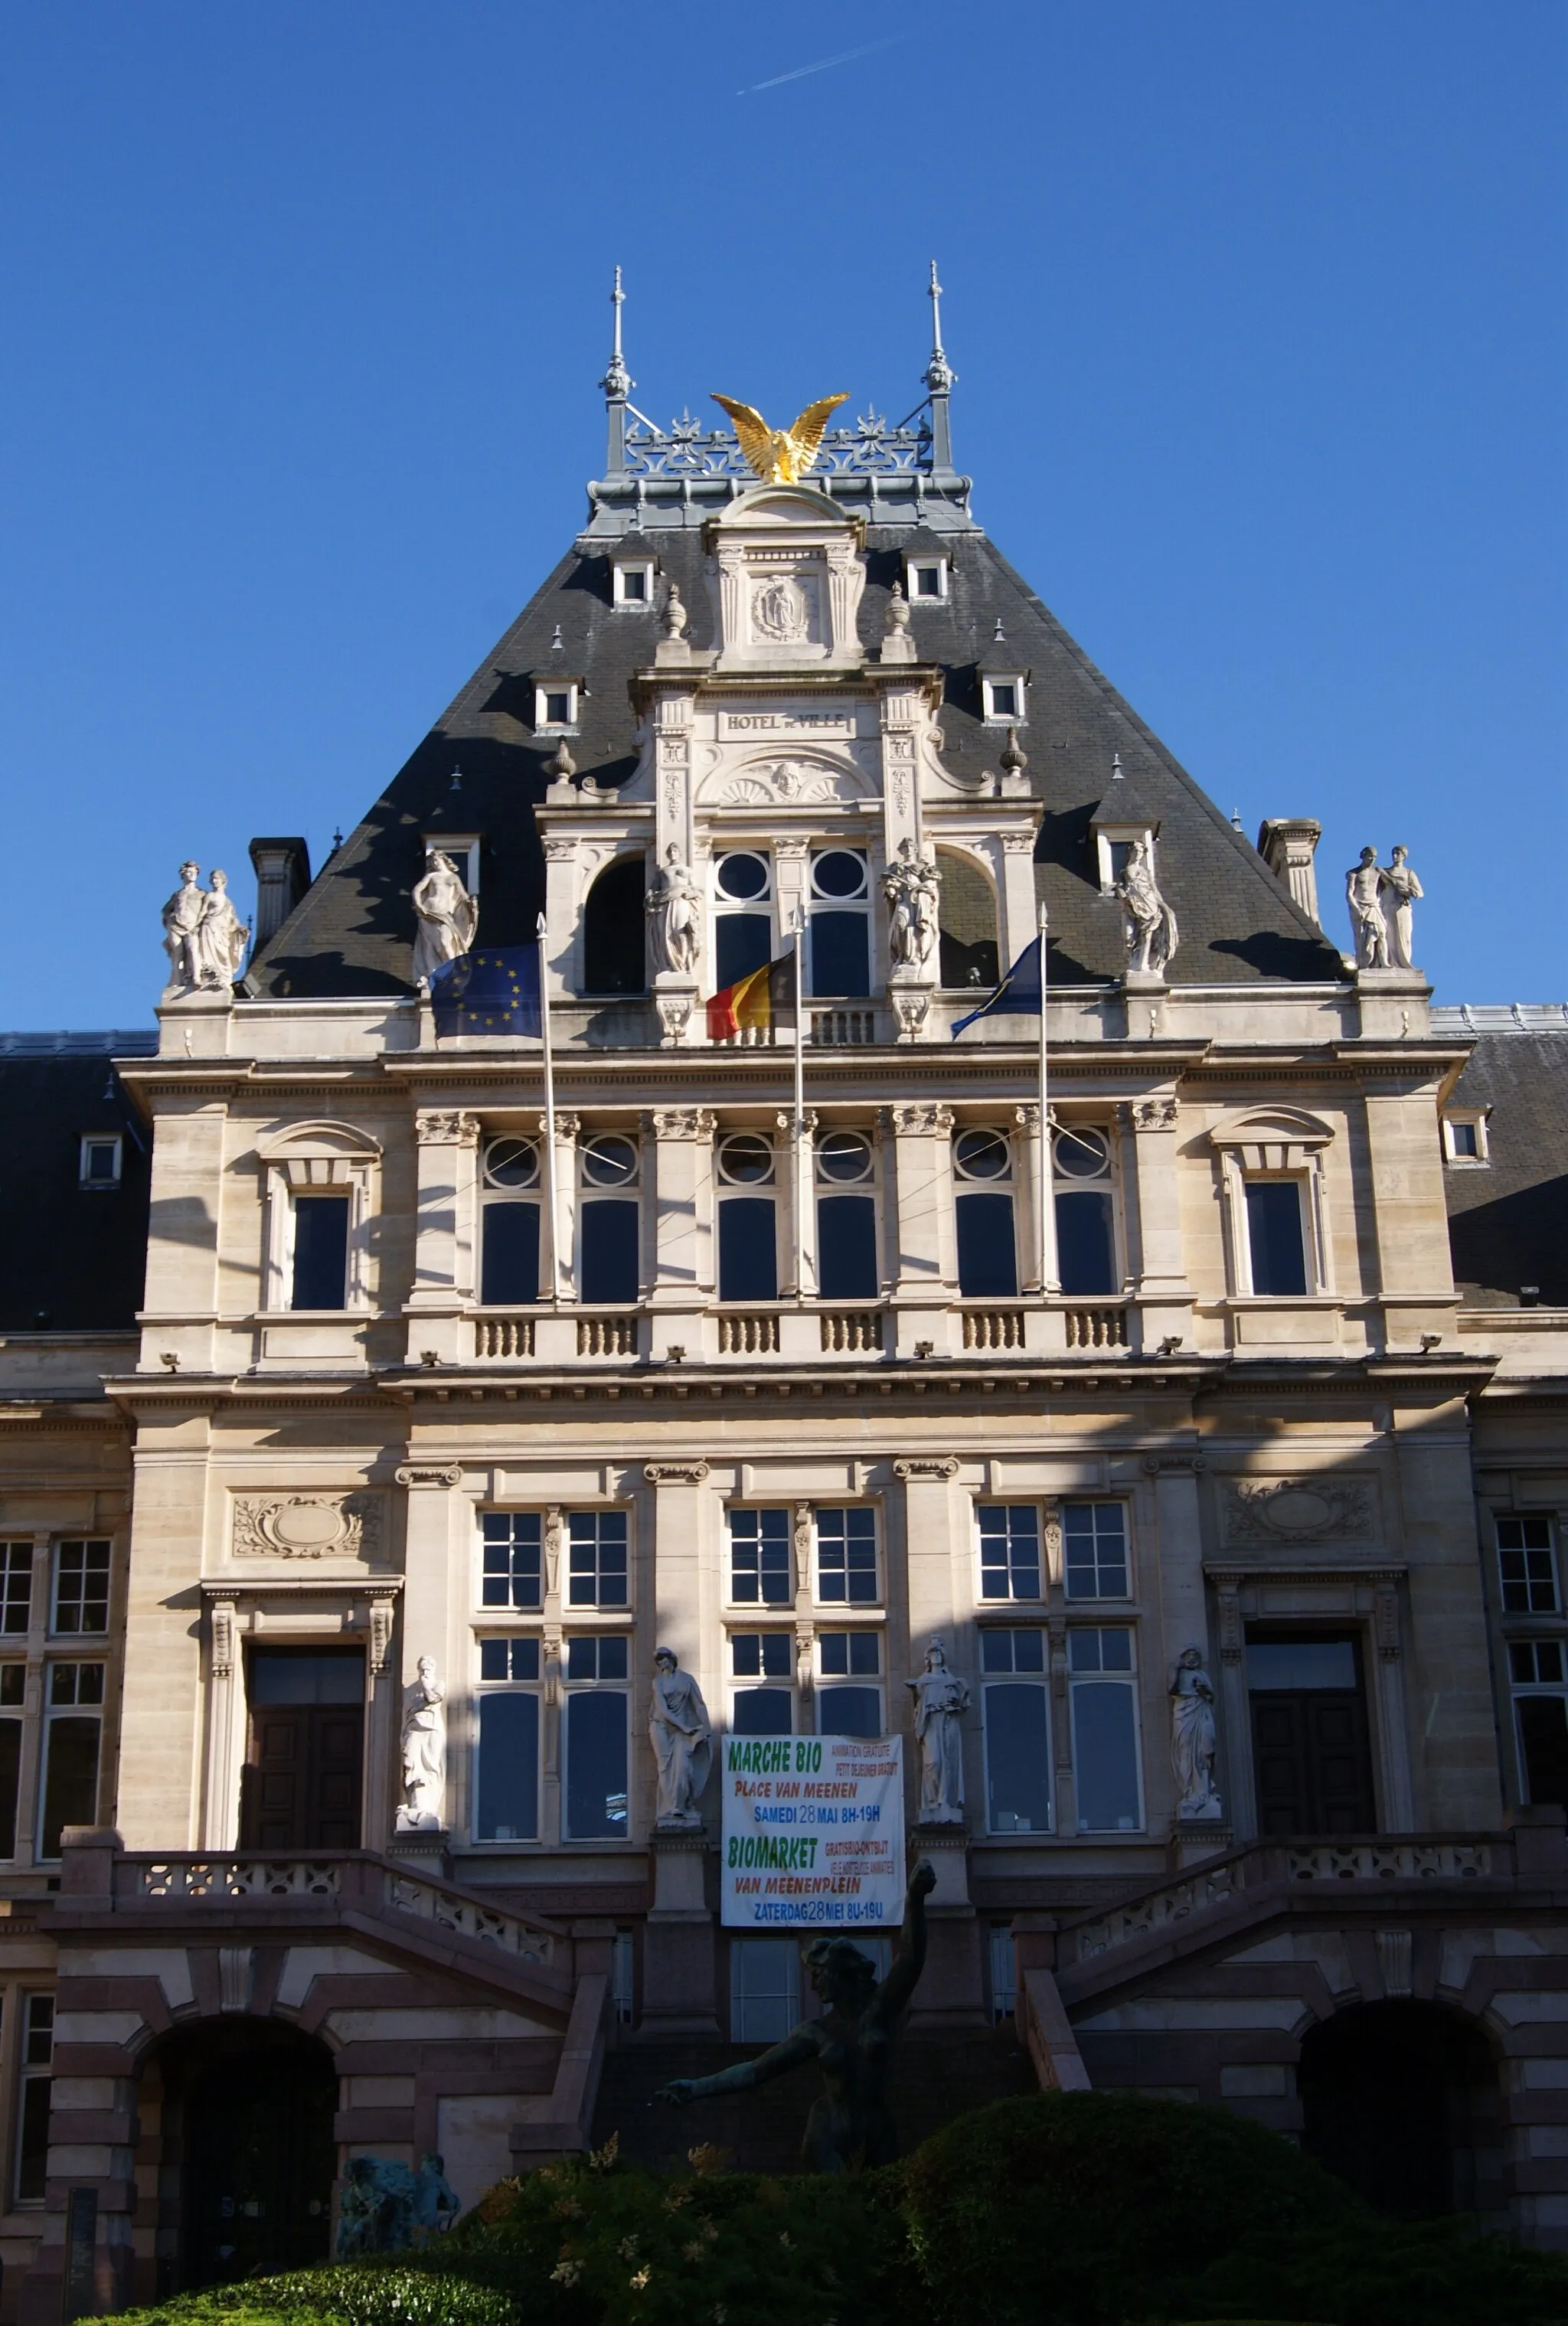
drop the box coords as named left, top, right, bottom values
left=240, top=1650, right=364, bottom=1851
left=1249, top=1633, right=1377, bottom=1835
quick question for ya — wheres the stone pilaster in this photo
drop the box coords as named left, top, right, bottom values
left=404, top=1109, right=480, bottom=1367
left=887, top=1104, right=956, bottom=1355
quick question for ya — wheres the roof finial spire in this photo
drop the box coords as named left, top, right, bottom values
left=923, top=260, right=956, bottom=476
left=601, top=265, right=633, bottom=478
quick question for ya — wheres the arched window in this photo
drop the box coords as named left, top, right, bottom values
left=583, top=857, right=648, bottom=995
left=938, top=851, right=999, bottom=991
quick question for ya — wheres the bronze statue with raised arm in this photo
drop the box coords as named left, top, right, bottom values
left=657, top=1858, right=936, bottom=2172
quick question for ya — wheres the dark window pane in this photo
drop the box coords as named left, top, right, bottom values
left=818, top=1685, right=880, bottom=1738
left=482, top=1204, right=540, bottom=1305
left=41, top=1716, right=100, bottom=1857
left=1519, top=1697, right=1568, bottom=1808
left=1072, top=1684, right=1141, bottom=1831
left=292, top=1196, right=350, bottom=1311
left=808, top=913, right=870, bottom=998
left=956, top=1193, right=1017, bottom=1299
left=16, top=2073, right=51, bottom=2202
left=985, top=1684, right=1051, bottom=1832
left=717, top=914, right=773, bottom=988
left=719, top=1199, right=778, bottom=1302
left=0, top=1719, right=20, bottom=1857
left=1055, top=1189, right=1116, bottom=1297
left=1246, top=1181, right=1308, bottom=1296
left=733, top=1687, right=792, bottom=1736
left=565, top=1691, right=628, bottom=1838
left=1246, top=1640, right=1357, bottom=1691
left=730, top=1511, right=791, bottom=1606
left=249, top=1652, right=364, bottom=1706
left=583, top=858, right=648, bottom=995
left=476, top=1692, right=540, bottom=1841
left=482, top=1515, right=543, bottom=1610
left=580, top=1201, right=639, bottom=1303
left=817, top=1195, right=877, bottom=1300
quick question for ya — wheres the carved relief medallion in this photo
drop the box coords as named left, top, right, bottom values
left=1220, top=1477, right=1375, bottom=1544
left=231, top=1493, right=383, bottom=1560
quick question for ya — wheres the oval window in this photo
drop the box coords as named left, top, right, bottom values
left=483, top=1137, right=539, bottom=1190
left=719, top=1133, right=775, bottom=1185
left=582, top=1135, right=638, bottom=1188
left=954, top=1129, right=1011, bottom=1182
left=1054, top=1128, right=1109, bottom=1181
left=717, top=852, right=769, bottom=902
left=817, top=1130, right=872, bottom=1184
left=811, top=851, right=867, bottom=900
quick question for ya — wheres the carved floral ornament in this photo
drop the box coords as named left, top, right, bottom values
left=1220, top=1476, right=1375, bottom=1544
left=231, top=1494, right=383, bottom=1560
left=893, top=1457, right=960, bottom=1482
left=704, top=755, right=875, bottom=809
left=415, top=1112, right=480, bottom=1147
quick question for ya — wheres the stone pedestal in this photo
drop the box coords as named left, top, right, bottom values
left=1354, top=965, right=1430, bottom=1041
left=1168, top=1822, right=1233, bottom=1870
left=654, top=972, right=699, bottom=1047
left=640, top=1829, right=719, bottom=2036
left=1122, top=970, right=1171, bottom=1042
left=908, top=1825, right=985, bottom=2029
left=386, top=1826, right=449, bottom=1874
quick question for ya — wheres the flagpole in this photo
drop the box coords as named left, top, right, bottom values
left=1038, top=903, right=1060, bottom=1296
left=538, top=913, right=561, bottom=1304
left=793, top=916, right=808, bottom=1300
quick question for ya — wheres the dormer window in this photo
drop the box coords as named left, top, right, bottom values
left=905, top=554, right=949, bottom=603
left=421, top=833, right=481, bottom=895
left=982, top=674, right=1027, bottom=725
left=535, top=681, right=582, bottom=733
left=1443, top=1110, right=1490, bottom=1166
left=1093, top=825, right=1157, bottom=895
left=611, top=555, right=658, bottom=609
left=78, top=1135, right=122, bottom=1190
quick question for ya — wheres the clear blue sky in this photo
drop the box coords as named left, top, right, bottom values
left=2, top=1, right=1563, bottom=1027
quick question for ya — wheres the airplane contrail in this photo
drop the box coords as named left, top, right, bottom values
left=737, top=33, right=910, bottom=95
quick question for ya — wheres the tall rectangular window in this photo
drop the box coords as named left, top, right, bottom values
left=718, top=1199, right=778, bottom=1302
left=729, top=1509, right=791, bottom=1606
left=815, top=1508, right=877, bottom=1606
left=818, top=1633, right=881, bottom=1737
left=730, top=1936, right=799, bottom=2043
left=1498, top=1518, right=1559, bottom=1615
left=730, top=1633, right=793, bottom=1735
left=563, top=1635, right=629, bottom=1839
left=1069, top=1629, right=1142, bottom=1831
left=39, top=1662, right=104, bottom=1859
left=1511, top=1640, right=1568, bottom=1809
left=481, top=1204, right=540, bottom=1305
left=54, top=1540, right=110, bottom=1635
left=475, top=1638, right=541, bottom=1841
left=291, top=1194, right=351, bottom=1310
left=482, top=1514, right=544, bottom=1610
left=978, top=1506, right=1042, bottom=1602
left=0, top=1544, right=34, bottom=1634
left=1245, top=1181, right=1308, bottom=1297
left=956, top=1194, right=1018, bottom=1299
left=1063, top=1504, right=1129, bottom=1601
left=15, top=1994, right=54, bottom=2203
left=568, top=1511, right=628, bottom=1608
left=0, top=1665, right=24, bottom=1858
left=981, top=1629, right=1051, bottom=1833
left=580, top=1204, right=639, bottom=1303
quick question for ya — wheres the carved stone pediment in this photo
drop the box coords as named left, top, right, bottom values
left=697, top=753, right=876, bottom=809
left=231, top=1492, right=383, bottom=1561
left=1218, top=1476, right=1376, bottom=1546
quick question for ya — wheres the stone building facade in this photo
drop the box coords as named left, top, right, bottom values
left=0, top=304, right=1566, bottom=2311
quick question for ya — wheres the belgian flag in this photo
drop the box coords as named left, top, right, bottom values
left=706, top=950, right=798, bottom=1041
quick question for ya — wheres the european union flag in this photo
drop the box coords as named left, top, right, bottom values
left=950, top=934, right=1043, bottom=1038
left=430, top=947, right=542, bottom=1037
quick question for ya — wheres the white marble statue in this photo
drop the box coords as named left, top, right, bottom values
left=1345, top=847, right=1390, bottom=969
left=1378, top=844, right=1423, bottom=971
left=162, top=862, right=207, bottom=995
left=193, top=870, right=250, bottom=989
left=649, top=1647, right=713, bottom=1829
left=411, top=851, right=478, bottom=987
left=883, top=838, right=940, bottom=969
left=1116, top=837, right=1178, bottom=978
left=906, top=1636, right=969, bottom=1825
left=397, top=1656, right=446, bottom=1831
left=647, top=843, right=702, bottom=977
left=1169, top=1645, right=1223, bottom=1821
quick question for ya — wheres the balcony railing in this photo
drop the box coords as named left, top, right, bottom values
left=717, top=1311, right=779, bottom=1355
left=1064, top=1302, right=1129, bottom=1351
left=577, top=1312, right=638, bottom=1357
left=475, top=1315, right=534, bottom=1360
left=821, top=1307, right=883, bottom=1353
left=963, top=1306, right=1026, bottom=1352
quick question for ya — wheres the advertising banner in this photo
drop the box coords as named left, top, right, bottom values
left=720, top=1731, right=905, bottom=1929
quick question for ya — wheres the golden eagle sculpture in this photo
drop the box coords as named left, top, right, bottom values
left=710, top=391, right=850, bottom=485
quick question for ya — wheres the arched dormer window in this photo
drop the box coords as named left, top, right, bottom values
left=256, top=1122, right=381, bottom=1313
left=1208, top=1109, right=1335, bottom=1299
left=937, top=850, right=999, bottom=991
left=583, top=856, right=648, bottom=996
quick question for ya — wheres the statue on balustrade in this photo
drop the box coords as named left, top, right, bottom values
left=657, top=1859, right=936, bottom=2171
left=1345, top=847, right=1390, bottom=969
left=162, top=861, right=251, bottom=998
left=412, top=850, right=478, bottom=987
left=1378, top=844, right=1423, bottom=971
left=649, top=1645, right=713, bottom=1828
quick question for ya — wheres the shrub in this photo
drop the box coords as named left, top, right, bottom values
left=106, top=2266, right=519, bottom=2326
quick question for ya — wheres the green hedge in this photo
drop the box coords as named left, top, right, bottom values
left=104, top=2266, right=518, bottom=2326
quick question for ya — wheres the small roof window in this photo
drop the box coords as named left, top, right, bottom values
left=79, top=1135, right=122, bottom=1190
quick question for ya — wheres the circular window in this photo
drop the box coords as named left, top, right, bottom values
left=954, top=1129, right=1011, bottom=1181
left=582, top=1135, right=638, bottom=1187
left=482, top=1137, right=538, bottom=1190
left=717, top=852, right=769, bottom=902
left=719, top=1133, right=774, bottom=1185
left=1054, top=1127, right=1109, bottom=1180
left=811, top=850, right=867, bottom=900
left=817, top=1130, right=872, bottom=1184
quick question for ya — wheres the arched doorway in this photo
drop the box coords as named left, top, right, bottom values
left=138, top=2019, right=338, bottom=2294
left=1297, top=2000, right=1503, bottom=2220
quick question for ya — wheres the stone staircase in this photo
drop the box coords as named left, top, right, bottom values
left=592, top=2027, right=1035, bottom=2174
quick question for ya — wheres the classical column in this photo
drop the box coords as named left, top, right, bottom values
left=997, top=830, right=1040, bottom=974
left=405, top=1110, right=479, bottom=1366
left=390, top=1465, right=465, bottom=1854
left=1127, top=1095, right=1193, bottom=1351
left=887, top=1103, right=956, bottom=1357
left=646, top=1109, right=715, bottom=1360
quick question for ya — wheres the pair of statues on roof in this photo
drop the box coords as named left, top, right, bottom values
left=1345, top=845, right=1423, bottom=971
left=159, top=863, right=250, bottom=998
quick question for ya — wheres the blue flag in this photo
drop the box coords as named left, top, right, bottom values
left=430, top=946, right=542, bottom=1037
left=950, top=935, right=1043, bottom=1038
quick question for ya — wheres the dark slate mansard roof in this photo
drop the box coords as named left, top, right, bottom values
left=0, top=1033, right=155, bottom=1332
left=246, top=398, right=1343, bottom=998
left=1442, top=1022, right=1568, bottom=1309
